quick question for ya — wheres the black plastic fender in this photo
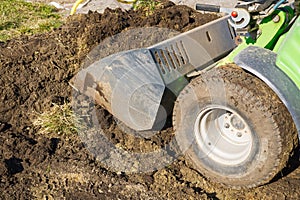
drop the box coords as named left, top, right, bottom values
left=234, top=46, right=300, bottom=140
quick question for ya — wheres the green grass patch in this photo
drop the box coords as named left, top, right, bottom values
left=0, top=0, right=63, bottom=42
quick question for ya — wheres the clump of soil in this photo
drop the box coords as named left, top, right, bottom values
left=0, top=1, right=299, bottom=199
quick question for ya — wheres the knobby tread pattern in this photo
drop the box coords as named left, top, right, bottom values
left=173, top=64, right=298, bottom=189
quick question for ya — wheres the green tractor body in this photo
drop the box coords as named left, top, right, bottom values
left=276, top=16, right=300, bottom=89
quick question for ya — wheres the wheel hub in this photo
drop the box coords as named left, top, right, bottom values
left=194, top=106, right=253, bottom=166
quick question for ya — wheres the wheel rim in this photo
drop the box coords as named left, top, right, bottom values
left=194, top=105, right=253, bottom=166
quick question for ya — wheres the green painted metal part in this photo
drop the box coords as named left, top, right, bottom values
left=219, top=7, right=294, bottom=65
left=276, top=16, right=300, bottom=89
left=273, top=32, right=286, bottom=52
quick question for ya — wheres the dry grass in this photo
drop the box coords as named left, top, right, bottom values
left=33, top=103, right=86, bottom=135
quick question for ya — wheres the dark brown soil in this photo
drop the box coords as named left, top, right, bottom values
left=0, top=1, right=299, bottom=199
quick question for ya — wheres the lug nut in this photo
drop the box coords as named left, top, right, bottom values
left=237, top=132, right=242, bottom=137
left=224, top=123, right=230, bottom=128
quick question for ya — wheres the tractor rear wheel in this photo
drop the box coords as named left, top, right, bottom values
left=173, top=65, right=298, bottom=188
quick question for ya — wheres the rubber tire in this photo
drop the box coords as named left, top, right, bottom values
left=173, top=65, right=298, bottom=189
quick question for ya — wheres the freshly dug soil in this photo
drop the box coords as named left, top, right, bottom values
left=0, top=1, right=299, bottom=199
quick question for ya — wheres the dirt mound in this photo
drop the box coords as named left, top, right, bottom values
left=0, top=1, right=299, bottom=199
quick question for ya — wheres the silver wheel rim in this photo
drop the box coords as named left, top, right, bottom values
left=194, top=105, right=253, bottom=166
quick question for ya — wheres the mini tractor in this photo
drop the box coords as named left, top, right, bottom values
left=73, top=0, right=300, bottom=188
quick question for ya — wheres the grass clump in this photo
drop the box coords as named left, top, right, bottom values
left=133, top=0, right=161, bottom=12
left=33, top=103, right=86, bottom=135
left=118, top=0, right=161, bottom=16
left=0, top=0, right=63, bottom=42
